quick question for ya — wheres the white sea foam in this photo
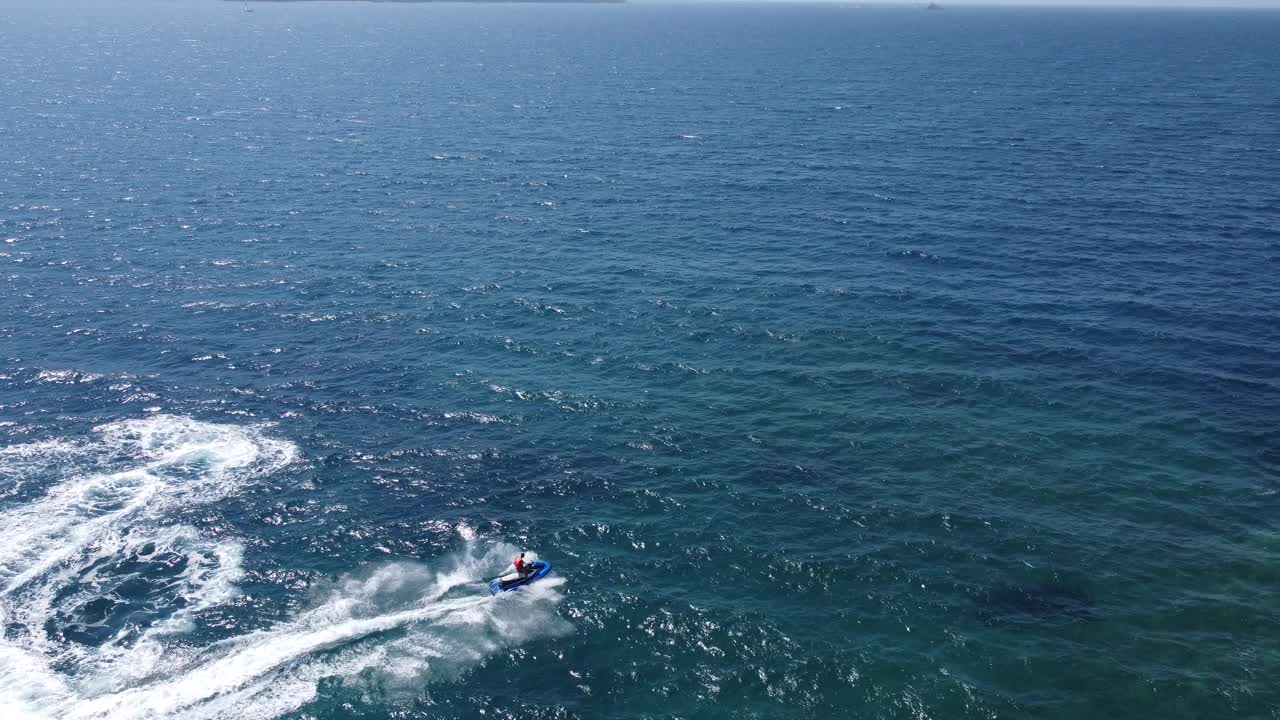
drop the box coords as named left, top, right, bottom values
left=66, top=547, right=566, bottom=720
left=0, top=416, right=295, bottom=597
left=0, top=416, right=298, bottom=717
left=0, top=417, right=564, bottom=719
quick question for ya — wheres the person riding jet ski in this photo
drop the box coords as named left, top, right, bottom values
left=513, top=552, right=531, bottom=579
left=489, top=551, right=551, bottom=594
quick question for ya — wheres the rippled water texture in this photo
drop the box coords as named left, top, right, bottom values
left=1, top=3, right=1279, bottom=718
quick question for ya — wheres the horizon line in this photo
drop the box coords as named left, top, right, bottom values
left=229, top=0, right=1280, bottom=8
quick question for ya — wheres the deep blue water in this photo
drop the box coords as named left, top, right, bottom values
left=1, top=2, right=1279, bottom=718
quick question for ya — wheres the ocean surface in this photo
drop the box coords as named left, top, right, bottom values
left=2, top=2, right=1278, bottom=718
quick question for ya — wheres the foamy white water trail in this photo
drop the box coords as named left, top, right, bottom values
left=0, top=416, right=565, bottom=719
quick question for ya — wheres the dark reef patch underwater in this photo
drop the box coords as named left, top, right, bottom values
left=975, top=582, right=1096, bottom=626
left=1, top=2, right=1278, bottom=718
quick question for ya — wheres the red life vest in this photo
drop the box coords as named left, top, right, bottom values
left=514, top=556, right=525, bottom=571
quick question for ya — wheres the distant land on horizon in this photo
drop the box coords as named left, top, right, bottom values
left=238, top=0, right=626, bottom=4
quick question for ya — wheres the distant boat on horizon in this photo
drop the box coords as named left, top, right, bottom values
left=926, top=2, right=943, bottom=9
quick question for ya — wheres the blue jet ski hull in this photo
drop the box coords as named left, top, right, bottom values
left=488, top=560, right=551, bottom=594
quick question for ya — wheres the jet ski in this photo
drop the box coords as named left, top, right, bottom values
left=488, top=560, right=552, bottom=595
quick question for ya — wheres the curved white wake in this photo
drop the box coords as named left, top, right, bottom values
left=67, top=552, right=568, bottom=720
left=0, top=416, right=563, bottom=719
